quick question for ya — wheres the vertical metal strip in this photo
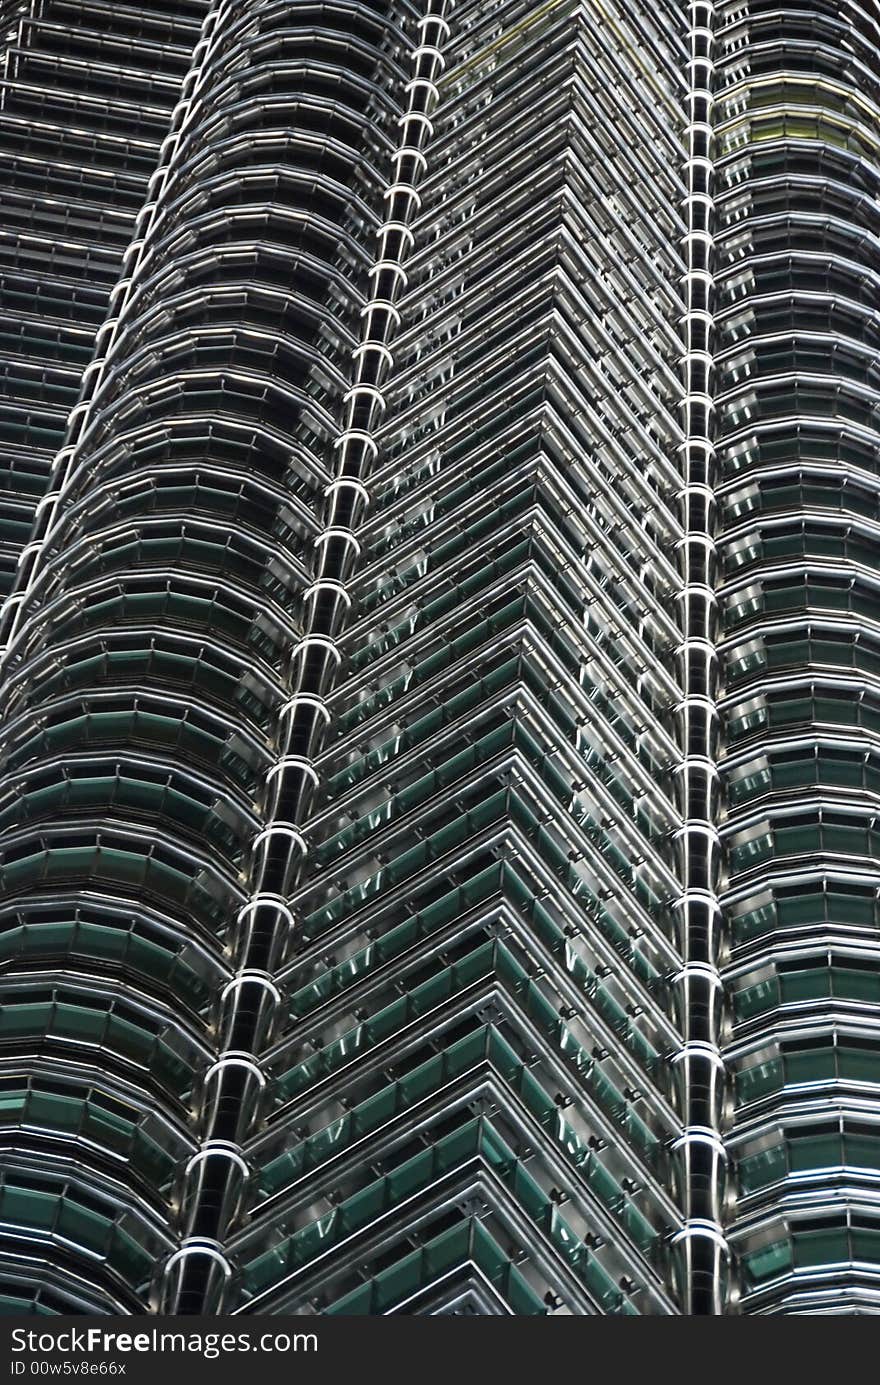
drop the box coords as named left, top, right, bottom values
left=671, top=0, right=729, bottom=1316
left=158, top=0, right=454, bottom=1314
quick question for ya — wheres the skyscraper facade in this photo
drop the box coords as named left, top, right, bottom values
left=0, top=0, right=208, bottom=599
left=716, top=0, right=880, bottom=1316
left=0, top=0, right=875, bottom=1318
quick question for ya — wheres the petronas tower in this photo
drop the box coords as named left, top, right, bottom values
left=0, top=0, right=878, bottom=1317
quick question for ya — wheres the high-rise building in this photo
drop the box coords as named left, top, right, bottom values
left=0, top=0, right=208, bottom=600
left=0, top=0, right=876, bottom=1319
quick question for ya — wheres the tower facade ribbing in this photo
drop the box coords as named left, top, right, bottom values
left=0, top=0, right=876, bottom=1317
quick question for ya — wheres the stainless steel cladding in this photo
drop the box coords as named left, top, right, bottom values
left=0, top=0, right=875, bottom=1317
